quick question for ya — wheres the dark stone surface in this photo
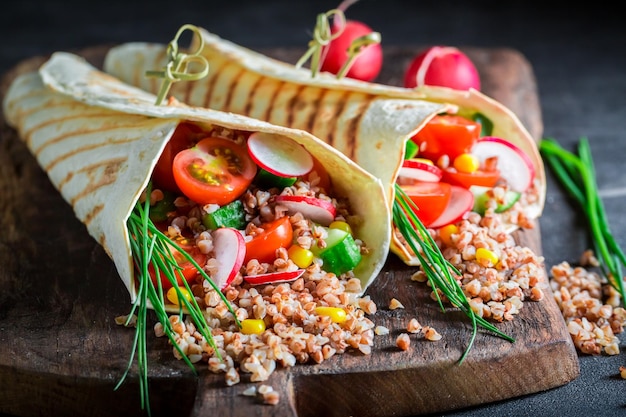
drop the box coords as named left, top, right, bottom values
left=2, top=1, right=625, bottom=416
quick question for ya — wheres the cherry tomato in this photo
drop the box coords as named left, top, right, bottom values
left=148, top=243, right=207, bottom=291
left=401, top=182, right=452, bottom=227
left=152, top=122, right=207, bottom=193
left=245, top=216, right=293, bottom=264
left=173, top=137, right=257, bottom=205
left=442, top=168, right=501, bottom=189
left=411, top=115, right=481, bottom=162
left=320, top=20, right=383, bottom=82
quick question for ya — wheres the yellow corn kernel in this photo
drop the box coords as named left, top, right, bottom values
left=413, top=158, right=434, bottom=166
left=315, top=306, right=347, bottom=323
left=453, top=153, right=480, bottom=173
left=439, top=224, right=459, bottom=246
left=166, top=286, right=193, bottom=306
left=288, top=245, right=314, bottom=268
left=329, top=220, right=352, bottom=235
left=240, top=319, right=266, bottom=335
left=476, top=247, right=499, bottom=266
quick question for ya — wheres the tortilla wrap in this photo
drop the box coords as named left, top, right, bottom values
left=2, top=51, right=391, bottom=302
left=102, top=27, right=546, bottom=265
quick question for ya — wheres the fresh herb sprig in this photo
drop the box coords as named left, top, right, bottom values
left=394, top=185, right=514, bottom=361
left=118, top=185, right=238, bottom=416
left=540, top=137, right=626, bottom=306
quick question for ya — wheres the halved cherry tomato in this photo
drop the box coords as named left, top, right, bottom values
left=148, top=242, right=208, bottom=291
left=401, top=182, right=452, bottom=227
left=442, top=168, right=501, bottom=189
left=152, top=122, right=207, bottom=193
left=245, top=216, right=293, bottom=264
left=411, top=115, right=481, bottom=162
left=173, top=137, right=257, bottom=205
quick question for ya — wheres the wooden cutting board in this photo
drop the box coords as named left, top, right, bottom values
left=0, top=45, right=579, bottom=417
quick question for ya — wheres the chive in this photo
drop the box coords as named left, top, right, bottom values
left=393, top=184, right=514, bottom=362
left=117, top=183, right=239, bottom=416
left=539, top=137, right=626, bottom=306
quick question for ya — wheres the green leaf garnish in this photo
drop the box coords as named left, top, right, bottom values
left=540, top=137, right=626, bottom=306
left=145, top=23, right=210, bottom=105
left=394, top=184, right=514, bottom=361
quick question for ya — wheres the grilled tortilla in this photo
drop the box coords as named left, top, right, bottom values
left=2, top=51, right=391, bottom=302
left=103, top=27, right=546, bottom=265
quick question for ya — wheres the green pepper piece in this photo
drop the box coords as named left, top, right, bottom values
left=404, top=139, right=419, bottom=160
left=472, top=112, right=494, bottom=137
left=254, top=168, right=298, bottom=189
left=313, top=228, right=362, bottom=276
left=202, top=200, right=246, bottom=230
left=149, top=190, right=177, bottom=223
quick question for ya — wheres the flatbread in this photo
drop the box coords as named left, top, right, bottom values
left=2, top=51, right=392, bottom=301
left=103, top=27, right=546, bottom=265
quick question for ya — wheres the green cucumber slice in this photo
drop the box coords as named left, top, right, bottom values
left=202, top=200, right=246, bottom=230
left=254, top=168, right=297, bottom=189
left=149, top=190, right=177, bottom=223
left=312, top=228, right=362, bottom=276
left=471, top=186, right=521, bottom=215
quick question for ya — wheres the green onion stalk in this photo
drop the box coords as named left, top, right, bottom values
left=539, top=137, right=626, bottom=307
left=394, top=185, right=514, bottom=361
left=118, top=184, right=239, bottom=416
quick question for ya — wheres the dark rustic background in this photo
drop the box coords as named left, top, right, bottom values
left=1, top=1, right=625, bottom=416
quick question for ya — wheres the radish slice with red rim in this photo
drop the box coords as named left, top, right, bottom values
left=274, top=195, right=336, bottom=226
left=212, top=227, right=246, bottom=289
left=247, top=132, right=314, bottom=178
left=429, top=185, right=474, bottom=229
left=398, top=159, right=443, bottom=182
left=243, top=269, right=305, bottom=286
left=472, top=137, right=535, bottom=192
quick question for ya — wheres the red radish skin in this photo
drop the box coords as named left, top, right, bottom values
left=472, top=137, right=535, bottom=192
left=429, top=185, right=474, bottom=229
left=275, top=195, right=336, bottom=226
left=247, top=132, right=314, bottom=178
left=243, top=269, right=305, bottom=286
left=398, top=159, right=443, bottom=183
left=212, top=227, right=246, bottom=289
left=404, top=46, right=480, bottom=91
left=321, top=20, right=383, bottom=82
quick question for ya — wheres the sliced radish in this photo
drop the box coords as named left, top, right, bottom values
left=243, top=269, right=305, bottom=286
left=472, top=137, right=535, bottom=192
left=211, top=227, right=246, bottom=289
left=398, top=159, right=443, bottom=183
left=429, top=185, right=474, bottom=229
left=274, top=195, right=336, bottom=226
left=247, top=132, right=314, bottom=178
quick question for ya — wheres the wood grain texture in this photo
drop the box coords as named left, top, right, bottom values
left=0, top=46, right=578, bottom=417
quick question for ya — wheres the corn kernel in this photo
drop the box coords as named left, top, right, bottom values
left=288, top=245, right=314, bottom=268
left=453, top=153, right=480, bottom=173
left=413, top=158, right=434, bottom=166
left=329, top=221, right=352, bottom=235
left=476, top=247, right=499, bottom=266
left=439, top=224, right=459, bottom=246
left=315, top=306, right=347, bottom=323
left=166, top=286, right=193, bottom=306
left=240, top=319, right=266, bottom=335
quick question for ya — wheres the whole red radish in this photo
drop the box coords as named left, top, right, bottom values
left=404, top=46, right=480, bottom=91
left=321, top=19, right=383, bottom=82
